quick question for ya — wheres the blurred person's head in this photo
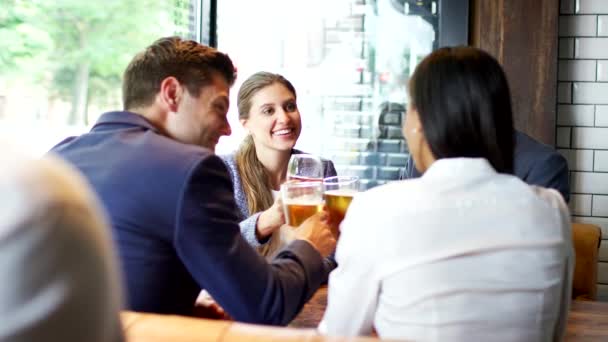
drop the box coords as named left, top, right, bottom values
left=235, top=72, right=301, bottom=215
left=0, top=145, right=123, bottom=341
left=404, top=46, right=514, bottom=174
left=122, top=36, right=237, bottom=152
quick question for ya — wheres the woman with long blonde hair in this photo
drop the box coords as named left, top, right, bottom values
left=221, top=71, right=336, bottom=257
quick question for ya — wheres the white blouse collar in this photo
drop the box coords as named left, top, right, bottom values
left=421, top=157, right=498, bottom=181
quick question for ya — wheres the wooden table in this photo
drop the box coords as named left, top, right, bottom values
left=567, top=300, right=608, bottom=341
left=290, top=287, right=608, bottom=341
left=290, top=286, right=329, bottom=328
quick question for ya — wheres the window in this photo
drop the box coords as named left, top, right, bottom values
left=215, top=0, right=468, bottom=189
left=0, top=0, right=200, bottom=155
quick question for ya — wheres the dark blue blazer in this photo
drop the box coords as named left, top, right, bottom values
left=403, top=130, right=570, bottom=202
left=51, top=111, right=327, bottom=325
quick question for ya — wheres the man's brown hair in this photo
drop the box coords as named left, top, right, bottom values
left=122, top=36, right=236, bottom=110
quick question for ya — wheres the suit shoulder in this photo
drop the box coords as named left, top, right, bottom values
left=544, top=149, right=568, bottom=167
left=524, top=142, right=568, bottom=177
left=138, top=134, right=223, bottom=171
left=515, top=131, right=562, bottom=161
left=217, top=153, right=239, bottom=180
left=150, top=134, right=213, bottom=159
left=125, top=134, right=226, bottom=186
left=514, top=131, right=568, bottom=176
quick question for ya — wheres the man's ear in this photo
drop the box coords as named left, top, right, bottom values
left=159, top=77, right=183, bottom=113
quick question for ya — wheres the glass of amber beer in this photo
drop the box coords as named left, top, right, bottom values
left=281, top=181, right=324, bottom=226
left=323, top=176, right=359, bottom=233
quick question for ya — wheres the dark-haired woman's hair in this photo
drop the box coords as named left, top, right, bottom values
left=409, top=46, right=514, bottom=173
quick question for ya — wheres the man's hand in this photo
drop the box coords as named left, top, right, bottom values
left=294, top=211, right=337, bottom=258
left=194, top=290, right=232, bottom=320
left=256, top=196, right=285, bottom=241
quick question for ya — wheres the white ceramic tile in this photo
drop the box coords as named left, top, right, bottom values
left=598, top=284, right=608, bottom=300
left=558, top=82, right=572, bottom=103
left=595, top=150, right=608, bottom=171
left=593, top=195, right=608, bottom=216
left=578, top=0, right=608, bottom=14
left=559, top=15, right=597, bottom=36
left=571, top=171, right=608, bottom=194
left=559, top=149, right=594, bottom=171
left=557, top=127, right=572, bottom=148
left=558, top=104, right=595, bottom=125
left=559, top=60, right=597, bottom=81
left=600, top=242, right=608, bottom=262
left=562, top=0, right=575, bottom=14
left=573, top=82, right=608, bottom=104
left=571, top=194, right=593, bottom=215
left=599, top=15, right=608, bottom=35
left=600, top=263, right=608, bottom=284
left=598, top=60, right=608, bottom=80
left=573, top=216, right=608, bottom=238
left=559, top=38, right=575, bottom=58
left=575, top=37, right=608, bottom=58
left=572, top=127, right=608, bottom=148
left=586, top=121, right=608, bottom=141
left=596, top=105, right=608, bottom=126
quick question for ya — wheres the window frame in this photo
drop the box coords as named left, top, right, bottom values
left=198, top=0, right=217, bottom=46
left=438, top=0, right=469, bottom=47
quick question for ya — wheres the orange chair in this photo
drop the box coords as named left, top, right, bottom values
left=571, top=222, right=602, bottom=300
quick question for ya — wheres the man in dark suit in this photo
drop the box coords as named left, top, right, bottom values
left=51, top=37, right=336, bottom=325
left=403, top=130, right=570, bottom=202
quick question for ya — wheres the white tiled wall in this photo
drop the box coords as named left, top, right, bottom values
left=575, top=0, right=608, bottom=14
left=595, top=105, right=608, bottom=125
left=560, top=0, right=608, bottom=300
left=557, top=104, right=595, bottom=126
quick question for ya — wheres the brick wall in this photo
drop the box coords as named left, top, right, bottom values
left=320, top=4, right=413, bottom=190
left=559, top=0, right=608, bottom=300
left=327, top=100, right=410, bottom=190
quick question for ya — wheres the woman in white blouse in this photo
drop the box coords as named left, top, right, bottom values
left=319, top=46, right=573, bottom=342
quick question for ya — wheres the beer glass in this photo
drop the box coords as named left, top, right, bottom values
left=323, top=176, right=359, bottom=231
left=281, top=181, right=324, bottom=226
left=287, top=154, right=323, bottom=182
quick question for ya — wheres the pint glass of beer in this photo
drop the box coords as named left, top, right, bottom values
left=281, top=181, right=324, bottom=226
left=323, top=176, right=359, bottom=231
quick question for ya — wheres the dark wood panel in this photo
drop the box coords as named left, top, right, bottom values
left=470, top=0, right=559, bottom=145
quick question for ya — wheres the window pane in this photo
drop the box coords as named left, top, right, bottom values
left=216, top=0, right=437, bottom=189
left=0, top=0, right=199, bottom=154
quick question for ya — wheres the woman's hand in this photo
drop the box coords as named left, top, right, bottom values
left=256, top=196, right=285, bottom=241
